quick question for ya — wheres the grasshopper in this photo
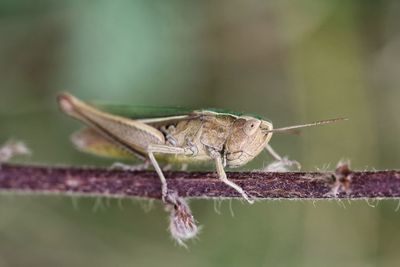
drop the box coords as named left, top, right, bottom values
left=57, top=92, right=345, bottom=204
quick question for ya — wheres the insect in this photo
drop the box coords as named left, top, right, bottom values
left=57, top=92, right=345, bottom=204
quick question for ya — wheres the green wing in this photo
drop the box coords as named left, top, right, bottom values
left=92, top=102, right=195, bottom=119
left=92, top=103, right=270, bottom=122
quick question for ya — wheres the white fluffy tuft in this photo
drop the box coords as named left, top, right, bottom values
left=164, top=192, right=199, bottom=247
left=0, top=140, right=31, bottom=162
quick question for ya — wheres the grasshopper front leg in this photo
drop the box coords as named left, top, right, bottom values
left=264, top=144, right=301, bottom=171
left=265, top=144, right=283, bottom=161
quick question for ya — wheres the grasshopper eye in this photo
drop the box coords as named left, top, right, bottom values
left=244, top=119, right=261, bottom=136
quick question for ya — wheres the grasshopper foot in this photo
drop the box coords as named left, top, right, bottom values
left=110, top=162, right=150, bottom=171
left=241, top=192, right=255, bottom=204
left=263, top=157, right=301, bottom=172
left=218, top=177, right=254, bottom=204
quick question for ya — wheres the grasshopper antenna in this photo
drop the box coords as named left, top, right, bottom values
left=264, top=117, right=348, bottom=134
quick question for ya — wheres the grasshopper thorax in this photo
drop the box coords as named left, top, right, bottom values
left=224, top=117, right=273, bottom=167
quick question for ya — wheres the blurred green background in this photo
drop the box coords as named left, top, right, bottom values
left=1, top=1, right=400, bottom=266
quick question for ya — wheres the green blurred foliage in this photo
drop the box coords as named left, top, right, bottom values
left=1, top=1, right=400, bottom=266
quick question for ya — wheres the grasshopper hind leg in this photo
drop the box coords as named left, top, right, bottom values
left=71, top=128, right=137, bottom=160
left=71, top=128, right=151, bottom=171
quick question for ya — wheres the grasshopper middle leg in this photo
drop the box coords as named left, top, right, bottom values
left=213, top=153, right=254, bottom=204
left=147, top=144, right=194, bottom=203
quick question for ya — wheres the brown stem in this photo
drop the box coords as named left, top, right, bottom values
left=0, top=163, right=399, bottom=199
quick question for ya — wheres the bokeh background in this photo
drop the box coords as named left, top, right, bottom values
left=1, top=1, right=400, bottom=266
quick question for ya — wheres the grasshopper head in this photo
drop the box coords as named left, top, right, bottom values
left=225, top=117, right=273, bottom=167
left=223, top=115, right=347, bottom=167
